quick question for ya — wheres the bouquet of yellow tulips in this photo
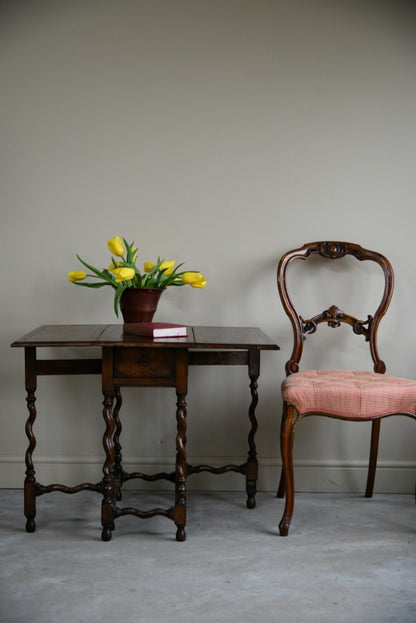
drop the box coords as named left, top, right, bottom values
left=68, top=236, right=207, bottom=316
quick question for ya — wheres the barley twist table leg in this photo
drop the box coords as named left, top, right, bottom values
left=113, top=386, right=123, bottom=501
left=24, top=387, right=37, bottom=532
left=246, top=349, right=260, bottom=509
left=24, top=347, right=38, bottom=533
left=101, top=390, right=116, bottom=542
left=174, top=391, right=187, bottom=541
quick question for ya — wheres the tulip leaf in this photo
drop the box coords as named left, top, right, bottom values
left=76, top=255, right=115, bottom=284
left=73, top=281, right=109, bottom=289
left=113, top=285, right=126, bottom=317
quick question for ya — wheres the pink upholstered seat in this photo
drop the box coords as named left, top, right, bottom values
left=282, top=369, right=416, bottom=419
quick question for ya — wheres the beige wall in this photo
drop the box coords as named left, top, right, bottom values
left=1, top=0, right=415, bottom=492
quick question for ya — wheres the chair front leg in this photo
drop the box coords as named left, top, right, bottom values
left=279, top=403, right=299, bottom=537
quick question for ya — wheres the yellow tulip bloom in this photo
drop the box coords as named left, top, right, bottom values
left=144, top=261, right=155, bottom=273
left=160, top=260, right=175, bottom=274
left=107, top=236, right=125, bottom=257
left=108, top=261, right=122, bottom=271
left=182, top=272, right=207, bottom=288
left=112, top=267, right=135, bottom=282
left=68, top=270, right=87, bottom=282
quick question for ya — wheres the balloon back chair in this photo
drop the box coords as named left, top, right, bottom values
left=276, top=241, right=416, bottom=536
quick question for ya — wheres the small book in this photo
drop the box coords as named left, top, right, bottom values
left=123, top=322, right=188, bottom=338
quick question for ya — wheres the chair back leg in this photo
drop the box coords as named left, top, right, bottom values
left=277, top=410, right=287, bottom=498
left=276, top=468, right=285, bottom=498
left=365, top=419, right=381, bottom=498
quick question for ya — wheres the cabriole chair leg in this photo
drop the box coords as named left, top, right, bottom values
left=278, top=404, right=297, bottom=536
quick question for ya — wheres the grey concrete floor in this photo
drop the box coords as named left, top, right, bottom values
left=0, top=489, right=414, bottom=623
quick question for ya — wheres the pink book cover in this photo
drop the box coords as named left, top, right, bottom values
left=123, top=322, right=188, bottom=337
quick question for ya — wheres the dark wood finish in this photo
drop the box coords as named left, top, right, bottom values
left=278, top=241, right=393, bottom=376
left=276, top=241, right=416, bottom=536
left=11, top=325, right=279, bottom=541
left=365, top=419, right=381, bottom=498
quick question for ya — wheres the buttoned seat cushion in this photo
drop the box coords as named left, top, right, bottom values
left=282, top=370, right=416, bottom=418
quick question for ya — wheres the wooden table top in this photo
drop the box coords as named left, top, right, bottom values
left=11, top=325, right=279, bottom=351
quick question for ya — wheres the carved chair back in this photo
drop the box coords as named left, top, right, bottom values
left=277, top=241, right=394, bottom=376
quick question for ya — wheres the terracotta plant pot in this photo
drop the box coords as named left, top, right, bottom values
left=119, top=288, right=164, bottom=324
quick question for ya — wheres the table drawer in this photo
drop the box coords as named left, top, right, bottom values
left=113, top=348, right=176, bottom=380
